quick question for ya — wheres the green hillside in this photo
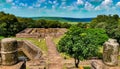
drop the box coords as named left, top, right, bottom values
left=29, top=17, right=93, bottom=22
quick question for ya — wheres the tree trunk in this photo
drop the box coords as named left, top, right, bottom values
left=74, top=58, right=80, bottom=68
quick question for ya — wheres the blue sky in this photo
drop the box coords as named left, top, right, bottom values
left=0, top=0, right=120, bottom=18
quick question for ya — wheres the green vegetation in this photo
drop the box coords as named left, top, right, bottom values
left=57, top=26, right=108, bottom=68
left=52, top=36, right=64, bottom=45
left=118, top=56, right=120, bottom=60
left=0, top=36, right=4, bottom=40
left=90, top=14, right=120, bottom=43
left=30, top=17, right=93, bottom=22
left=0, top=12, right=71, bottom=37
left=84, top=66, right=91, bottom=69
left=15, top=38, right=47, bottom=53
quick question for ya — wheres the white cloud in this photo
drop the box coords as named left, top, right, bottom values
left=101, top=0, right=112, bottom=6
left=6, top=0, right=13, bottom=3
left=116, top=2, right=120, bottom=7
left=95, top=0, right=113, bottom=11
left=90, top=0, right=102, bottom=2
left=84, top=2, right=94, bottom=11
left=19, top=3, right=27, bottom=7
left=48, top=0, right=52, bottom=4
left=28, top=6, right=33, bottom=9
left=12, top=3, right=15, bottom=5
left=3, top=8, right=7, bottom=10
left=12, top=6, right=18, bottom=9
left=95, top=6, right=101, bottom=10
left=52, top=5, right=56, bottom=9
left=37, top=0, right=46, bottom=3
left=77, top=0, right=84, bottom=5
left=53, top=1, right=57, bottom=4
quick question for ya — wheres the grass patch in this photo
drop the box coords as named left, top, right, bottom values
left=84, top=66, right=91, bottom=69
left=60, top=53, right=71, bottom=59
left=52, top=36, right=63, bottom=45
left=0, top=36, right=5, bottom=40
left=99, top=46, right=103, bottom=53
left=118, top=55, right=120, bottom=60
left=15, top=37, right=47, bottom=54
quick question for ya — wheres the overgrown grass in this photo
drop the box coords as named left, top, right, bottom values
left=99, top=46, right=103, bottom=53
left=0, top=36, right=5, bottom=40
left=15, top=37, right=48, bottom=54
left=60, top=53, right=71, bottom=59
left=118, top=55, right=120, bottom=60
left=52, top=36, right=63, bottom=45
left=84, top=66, right=91, bottom=69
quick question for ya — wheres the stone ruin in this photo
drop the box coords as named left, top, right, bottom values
left=91, top=39, right=120, bottom=69
left=16, top=28, right=67, bottom=38
left=0, top=38, right=45, bottom=69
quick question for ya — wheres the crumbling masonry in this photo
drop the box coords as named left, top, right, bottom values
left=91, top=39, right=120, bottom=69
left=0, top=38, right=44, bottom=69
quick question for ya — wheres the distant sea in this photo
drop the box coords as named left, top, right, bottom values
left=29, top=17, right=94, bottom=22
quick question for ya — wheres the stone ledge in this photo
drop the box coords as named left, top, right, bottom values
left=0, top=61, right=25, bottom=69
left=91, top=60, right=120, bottom=69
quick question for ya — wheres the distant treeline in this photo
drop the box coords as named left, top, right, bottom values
left=0, top=11, right=120, bottom=41
left=90, top=14, right=120, bottom=43
left=0, top=11, right=71, bottom=36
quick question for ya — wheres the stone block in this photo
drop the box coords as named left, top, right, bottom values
left=103, top=39, right=119, bottom=66
left=1, top=38, right=18, bottom=65
left=91, top=60, right=103, bottom=69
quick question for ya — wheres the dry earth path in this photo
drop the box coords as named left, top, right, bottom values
left=45, top=35, right=63, bottom=69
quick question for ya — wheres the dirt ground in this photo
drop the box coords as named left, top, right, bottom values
left=45, top=35, right=63, bottom=69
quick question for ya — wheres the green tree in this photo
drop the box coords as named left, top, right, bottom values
left=90, top=14, right=120, bottom=42
left=57, top=26, right=108, bottom=68
left=0, top=13, right=19, bottom=36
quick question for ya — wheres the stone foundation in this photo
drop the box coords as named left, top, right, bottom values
left=16, top=28, right=67, bottom=38
left=0, top=61, right=25, bottom=69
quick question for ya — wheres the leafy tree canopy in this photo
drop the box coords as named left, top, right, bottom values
left=90, top=14, right=120, bottom=42
left=57, top=26, right=108, bottom=68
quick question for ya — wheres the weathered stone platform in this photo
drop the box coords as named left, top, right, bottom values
left=26, top=59, right=47, bottom=69
left=91, top=60, right=120, bottom=69
left=0, top=61, right=25, bottom=69
left=16, top=28, right=67, bottom=38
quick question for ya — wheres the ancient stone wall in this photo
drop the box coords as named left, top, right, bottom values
left=20, top=40, right=42, bottom=60
left=16, top=28, right=67, bottom=38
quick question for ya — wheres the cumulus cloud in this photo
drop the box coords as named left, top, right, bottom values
left=90, top=0, right=102, bottom=2
left=95, top=0, right=113, bottom=11
left=28, top=6, right=33, bottom=9
left=12, top=6, right=18, bottom=9
left=116, top=2, right=120, bottom=7
left=84, top=2, right=94, bottom=11
left=6, top=0, right=13, bottom=3
left=37, top=0, right=46, bottom=3
left=52, top=5, right=56, bottom=9
left=95, top=6, right=101, bottom=10
left=101, top=0, right=113, bottom=6
left=77, top=0, right=84, bottom=5
left=19, top=3, right=27, bottom=7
